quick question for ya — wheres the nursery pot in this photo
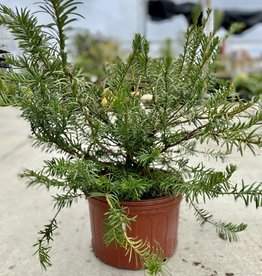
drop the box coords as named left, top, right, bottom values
left=88, top=195, right=182, bottom=270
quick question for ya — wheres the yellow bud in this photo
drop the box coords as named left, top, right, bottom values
left=101, top=97, right=108, bottom=106
left=130, top=90, right=140, bottom=96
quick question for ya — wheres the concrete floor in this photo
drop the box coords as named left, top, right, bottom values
left=0, top=107, right=261, bottom=276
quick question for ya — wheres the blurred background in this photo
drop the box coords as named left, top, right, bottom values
left=1, top=0, right=262, bottom=99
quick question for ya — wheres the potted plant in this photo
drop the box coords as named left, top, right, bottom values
left=0, top=1, right=261, bottom=275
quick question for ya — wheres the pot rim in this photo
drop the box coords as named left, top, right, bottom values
left=88, top=194, right=182, bottom=207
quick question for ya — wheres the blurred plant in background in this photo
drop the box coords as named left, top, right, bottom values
left=212, top=51, right=262, bottom=101
left=0, top=47, right=9, bottom=68
left=72, top=31, right=120, bottom=82
left=233, top=73, right=262, bottom=100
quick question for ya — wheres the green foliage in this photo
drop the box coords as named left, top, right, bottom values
left=0, top=78, right=17, bottom=105
left=33, top=213, right=59, bottom=270
left=0, top=2, right=261, bottom=275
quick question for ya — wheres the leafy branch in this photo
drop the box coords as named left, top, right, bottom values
left=37, top=0, right=83, bottom=70
left=192, top=203, right=247, bottom=242
left=104, top=194, right=169, bottom=275
left=33, top=189, right=84, bottom=269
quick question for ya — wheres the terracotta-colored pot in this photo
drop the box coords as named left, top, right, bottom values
left=88, top=195, right=182, bottom=270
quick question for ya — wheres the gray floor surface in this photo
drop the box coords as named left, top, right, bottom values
left=0, top=107, right=261, bottom=276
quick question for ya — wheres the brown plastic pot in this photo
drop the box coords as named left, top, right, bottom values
left=88, top=195, right=182, bottom=270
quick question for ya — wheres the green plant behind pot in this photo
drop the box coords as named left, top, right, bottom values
left=0, top=1, right=261, bottom=275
